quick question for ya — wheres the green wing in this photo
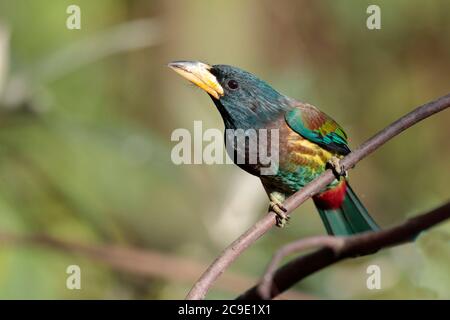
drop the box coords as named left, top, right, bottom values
left=285, top=103, right=350, bottom=155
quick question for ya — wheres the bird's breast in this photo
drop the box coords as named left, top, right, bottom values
left=222, top=118, right=334, bottom=191
left=283, top=131, right=332, bottom=171
left=261, top=120, right=334, bottom=194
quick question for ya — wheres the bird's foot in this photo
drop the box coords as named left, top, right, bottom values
left=327, top=156, right=347, bottom=179
left=269, top=192, right=289, bottom=228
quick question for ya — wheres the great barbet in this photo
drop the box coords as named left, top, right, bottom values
left=168, top=61, right=379, bottom=236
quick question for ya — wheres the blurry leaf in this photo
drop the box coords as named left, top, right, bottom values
left=0, top=116, right=204, bottom=246
left=415, top=227, right=450, bottom=298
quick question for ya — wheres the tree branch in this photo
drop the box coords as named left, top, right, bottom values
left=0, top=232, right=311, bottom=299
left=185, top=93, right=450, bottom=300
left=239, top=200, right=450, bottom=300
left=257, top=235, right=346, bottom=299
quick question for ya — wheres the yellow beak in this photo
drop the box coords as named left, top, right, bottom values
left=168, top=61, right=224, bottom=99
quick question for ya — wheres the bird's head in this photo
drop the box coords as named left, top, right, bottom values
left=168, top=61, right=288, bottom=129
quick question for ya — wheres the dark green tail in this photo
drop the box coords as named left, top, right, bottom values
left=314, top=183, right=380, bottom=236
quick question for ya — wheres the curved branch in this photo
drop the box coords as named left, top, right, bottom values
left=239, top=200, right=450, bottom=300
left=258, top=235, right=346, bottom=299
left=185, top=93, right=450, bottom=300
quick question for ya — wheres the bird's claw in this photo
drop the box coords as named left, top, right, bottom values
left=327, top=156, right=347, bottom=179
left=269, top=193, right=289, bottom=228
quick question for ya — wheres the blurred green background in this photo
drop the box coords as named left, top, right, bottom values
left=0, top=0, right=449, bottom=299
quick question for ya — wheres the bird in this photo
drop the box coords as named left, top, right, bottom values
left=168, top=61, right=379, bottom=236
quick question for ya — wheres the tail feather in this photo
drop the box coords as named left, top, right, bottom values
left=313, top=181, right=379, bottom=236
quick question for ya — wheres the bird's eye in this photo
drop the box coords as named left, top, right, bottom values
left=227, top=79, right=239, bottom=90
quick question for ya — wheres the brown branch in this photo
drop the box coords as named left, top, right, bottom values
left=185, top=93, right=450, bottom=300
left=0, top=232, right=311, bottom=300
left=258, top=235, right=346, bottom=299
left=239, top=200, right=450, bottom=300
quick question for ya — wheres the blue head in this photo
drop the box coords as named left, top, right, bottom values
left=169, top=61, right=289, bottom=129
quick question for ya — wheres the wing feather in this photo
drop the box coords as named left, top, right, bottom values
left=285, top=103, right=350, bottom=155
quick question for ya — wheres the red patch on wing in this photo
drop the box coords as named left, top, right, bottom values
left=302, top=107, right=325, bottom=131
left=313, top=181, right=347, bottom=210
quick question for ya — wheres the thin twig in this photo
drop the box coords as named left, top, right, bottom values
left=258, top=236, right=345, bottom=299
left=186, top=93, right=450, bottom=300
left=0, top=23, right=10, bottom=97
left=1, top=19, right=160, bottom=110
left=0, top=232, right=311, bottom=300
left=239, top=200, right=450, bottom=299
left=33, top=19, right=160, bottom=83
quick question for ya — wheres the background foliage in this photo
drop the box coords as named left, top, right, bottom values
left=0, top=0, right=449, bottom=299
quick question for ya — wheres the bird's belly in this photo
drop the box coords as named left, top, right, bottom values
left=222, top=122, right=337, bottom=194
left=262, top=137, right=334, bottom=195
left=223, top=129, right=279, bottom=177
